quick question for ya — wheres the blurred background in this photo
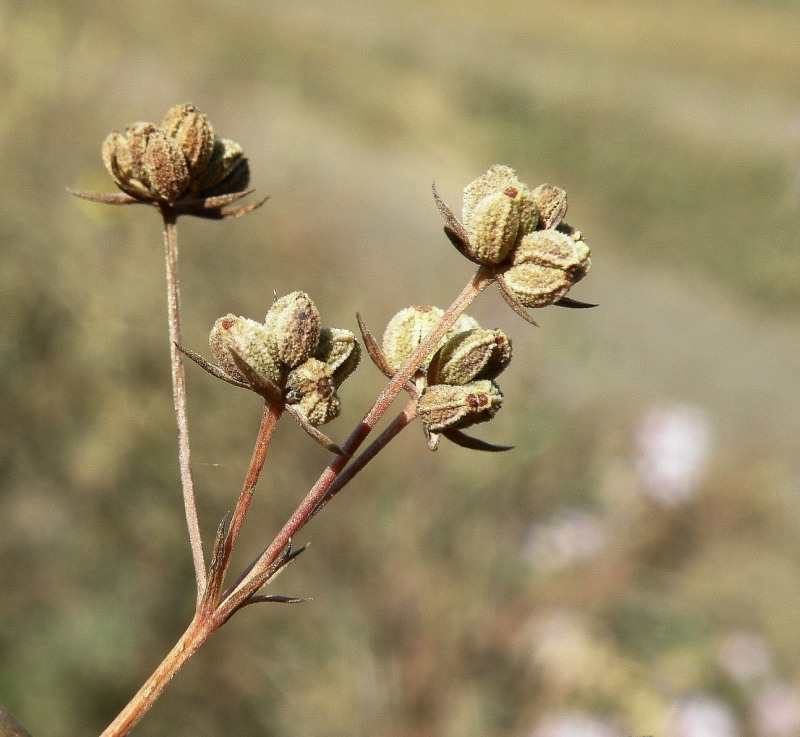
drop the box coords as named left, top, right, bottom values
left=2, top=1, right=800, bottom=736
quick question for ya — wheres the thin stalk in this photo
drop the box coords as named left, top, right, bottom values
left=310, top=396, right=418, bottom=518
left=223, top=402, right=282, bottom=569
left=161, top=206, right=206, bottom=598
left=98, top=612, right=218, bottom=737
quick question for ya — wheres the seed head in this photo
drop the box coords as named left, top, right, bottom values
left=97, top=103, right=252, bottom=209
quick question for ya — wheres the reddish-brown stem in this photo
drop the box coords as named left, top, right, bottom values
left=310, top=396, right=418, bottom=518
left=98, top=612, right=219, bottom=737
left=223, top=402, right=282, bottom=567
left=161, top=206, right=206, bottom=599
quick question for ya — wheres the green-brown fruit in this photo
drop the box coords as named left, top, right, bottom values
left=382, top=306, right=445, bottom=372
left=316, top=327, right=361, bottom=385
left=461, top=165, right=538, bottom=264
left=417, top=380, right=503, bottom=434
left=381, top=306, right=485, bottom=374
left=501, top=229, right=591, bottom=308
left=209, top=314, right=282, bottom=387
left=264, top=292, right=321, bottom=369
left=428, top=328, right=512, bottom=386
left=286, top=358, right=340, bottom=426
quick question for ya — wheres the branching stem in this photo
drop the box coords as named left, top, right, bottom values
left=98, top=266, right=495, bottom=737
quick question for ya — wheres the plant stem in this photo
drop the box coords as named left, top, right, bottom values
left=161, top=206, right=206, bottom=599
left=310, top=396, right=418, bottom=518
left=223, top=402, right=282, bottom=570
left=98, top=612, right=217, bottom=737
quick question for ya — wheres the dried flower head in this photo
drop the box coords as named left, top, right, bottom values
left=182, top=293, right=359, bottom=451
left=77, top=103, right=262, bottom=218
left=432, top=166, right=595, bottom=323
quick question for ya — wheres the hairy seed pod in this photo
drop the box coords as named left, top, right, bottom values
left=140, top=128, right=190, bottom=203
left=209, top=314, right=282, bottom=386
left=161, top=103, right=215, bottom=178
left=101, top=124, right=154, bottom=199
left=264, top=292, right=321, bottom=369
left=531, top=183, right=568, bottom=230
left=382, top=306, right=485, bottom=373
left=463, top=187, right=537, bottom=264
left=462, top=164, right=520, bottom=220
left=286, top=358, right=340, bottom=426
left=428, top=328, right=512, bottom=386
left=316, top=327, right=361, bottom=385
left=382, top=306, right=445, bottom=372
left=191, top=138, right=250, bottom=195
left=460, top=165, right=538, bottom=264
left=501, top=230, right=591, bottom=308
left=417, top=380, right=503, bottom=434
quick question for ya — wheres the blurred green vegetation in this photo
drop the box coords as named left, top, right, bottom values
left=2, top=1, right=800, bottom=736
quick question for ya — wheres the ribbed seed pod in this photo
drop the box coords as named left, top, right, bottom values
left=140, top=128, right=190, bottom=203
left=531, top=183, right=568, bottom=230
left=501, top=230, right=591, bottom=308
left=428, top=328, right=512, bottom=386
left=461, top=165, right=538, bottom=265
left=190, top=138, right=249, bottom=195
left=381, top=306, right=445, bottom=372
left=286, top=358, right=341, bottom=426
left=209, top=314, right=282, bottom=386
left=417, top=380, right=503, bottom=434
left=264, top=292, right=321, bottom=370
left=161, top=103, right=215, bottom=178
left=316, top=327, right=361, bottom=385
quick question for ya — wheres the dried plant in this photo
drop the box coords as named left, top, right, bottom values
left=30, top=103, right=596, bottom=737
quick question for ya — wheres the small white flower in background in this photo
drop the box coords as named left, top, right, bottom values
left=717, top=631, right=774, bottom=684
left=670, top=695, right=740, bottom=737
left=523, top=510, right=607, bottom=573
left=753, top=683, right=800, bottom=737
left=635, top=404, right=712, bottom=506
left=529, top=710, right=625, bottom=737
